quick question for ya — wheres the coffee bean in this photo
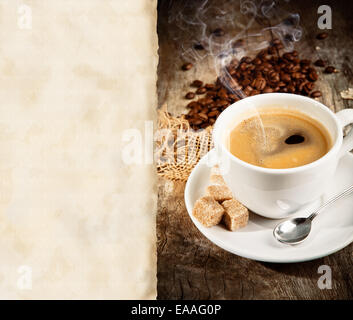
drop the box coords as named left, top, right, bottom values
left=212, top=28, right=225, bottom=37
left=205, top=83, right=215, bottom=90
left=201, top=106, right=208, bottom=114
left=215, top=100, right=228, bottom=107
left=310, top=90, right=322, bottom=98
left=271, top=39, right=282, bottom=47
left=291, top=65, right=301, bottom=72
left=281, top=73, right=291, bottom=82
left=193, top=43, right=204, bottom=50
left=250, top=89, right=260, bottom=96
left=182, top=62, right=193, bottom=71
left=242, top=78, right=251, bottom=86
left=217, top=88, right=228, bottom=99
left=308, top=70, right=318, bottom=81
left=198, top=97, right=212, bottom=106
left=228, top=93, right=238, bottom=100
left=283, top=53, right=294, bottom=61
left=238, top=62, right=247, bottom=71
left=301, top=66, right=309, bottom=74
left=233, top=39, right=245, bottom=47
left=191, top=80, right=203, bottom=87
left=185, top=92, right=195, bottom=99
left=196, top=87, right=207, bottom=94
left=287, top=84, right=296, bottom=93
left=316, top=32, right=328, bottom=40
left=208, top=110, right=220, bottom=117
left=291, top=72, right=302, bottom=79
left=243, top=86, right=253, bottom=96
left=204, top=98, right=214, bottom=106
left=268, top=46, right=276, bottom=55
left=314, top=59, right=326, bottom=67
left=263, top=61, right=272, bottom=69
left=262, top=87, right=273, bottom=93
left=257, top=49, right=267, bottom=59
left=187, top=109, right=196, bottom=117
left=253, top=58, right=262, bottom=65
left=198, top=113, right=208, bottom=120
left=269, top=71, right=280, bottom=83
left=304, top=82, right=314, bottom=93
left=206, top=91, right=217, bottom=98
left=297, top=81, right=306, bottom=92
left=324, top=66, right=336, bottom=74
left=300, top=59, right=311, bottom=66
left=189, top=118, right=202, bottom=125
left=187, top=101, right=200, bottom=109
left=240, top=56, right=252, bottom=64
left=253, top=77, right=266, bottom=90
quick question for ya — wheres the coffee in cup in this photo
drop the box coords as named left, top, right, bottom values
left=228, top=109, right=332, bottom=169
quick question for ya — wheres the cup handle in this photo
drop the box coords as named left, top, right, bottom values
left=336, top=109, right=353, bottom=158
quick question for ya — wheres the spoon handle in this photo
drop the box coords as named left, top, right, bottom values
left=308, top=185, right=353, bottom=221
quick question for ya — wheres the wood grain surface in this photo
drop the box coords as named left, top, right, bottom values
left=157, top=0, right=353, bottom=299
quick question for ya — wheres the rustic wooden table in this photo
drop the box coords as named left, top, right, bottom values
left=157, top=0, right=353, bottom=299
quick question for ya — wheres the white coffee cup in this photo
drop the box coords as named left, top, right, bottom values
left=212, top=93, right=353, bottom=219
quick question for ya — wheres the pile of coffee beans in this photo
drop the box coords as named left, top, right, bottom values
left=316, top=32, right=328, bottom=40
left=184, top=81, right=241, bottom=129
left=182, top=37, right=337, bottom=130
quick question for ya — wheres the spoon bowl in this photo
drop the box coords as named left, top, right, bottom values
left=274, top=218, right=312, bottom=245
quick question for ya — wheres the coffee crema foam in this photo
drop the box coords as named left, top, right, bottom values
left=228, top=109, right=332, bottom=169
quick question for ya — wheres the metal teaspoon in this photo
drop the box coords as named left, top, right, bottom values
left=273, top=185, right=353, bottom=245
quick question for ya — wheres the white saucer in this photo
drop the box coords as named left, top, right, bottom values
left=185, top=150, right=353, bottom=263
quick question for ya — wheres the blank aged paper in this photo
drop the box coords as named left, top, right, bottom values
left=0, top=0, right=157, bottom=299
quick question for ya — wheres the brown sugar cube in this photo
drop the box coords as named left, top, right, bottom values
left=210, top=174, right=226, bottom=186
left=222, top=199, right=249, bottom=231
left=192, top=196, right=224, bottom=227
left=206, top=185, right=233, bottom=202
